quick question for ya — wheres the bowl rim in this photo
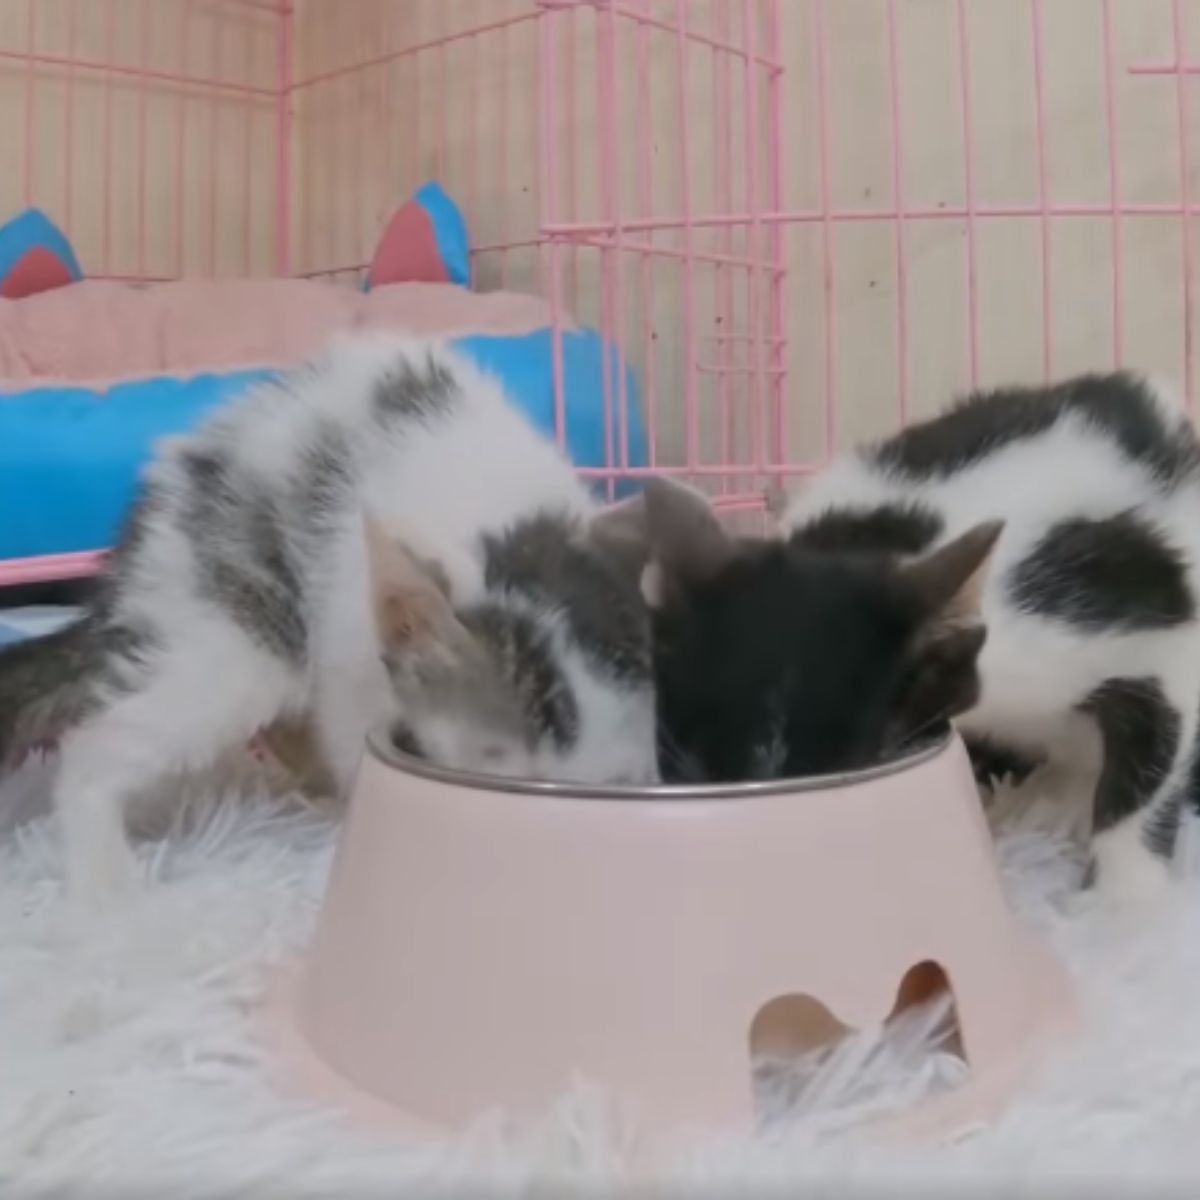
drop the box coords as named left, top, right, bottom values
left=362, top=724, right=955, bottom=801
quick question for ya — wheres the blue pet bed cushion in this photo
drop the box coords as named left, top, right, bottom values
left=0, top=332, right=646, bottom=561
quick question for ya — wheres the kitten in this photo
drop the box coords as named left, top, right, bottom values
left=640, top=479, right=997, bottom=786
left=641, top=373, right=1200, bottom=904
left=0, top=334, right=661, bottom=899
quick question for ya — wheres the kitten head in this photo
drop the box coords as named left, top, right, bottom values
left=364, top=513, right=658, bottom=785
left=635, top=480, right=999, bottom=782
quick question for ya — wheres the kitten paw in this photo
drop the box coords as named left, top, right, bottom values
left=65, top=838, right=141, bottom=908
left=1089, top=819, right=1173, bottom=913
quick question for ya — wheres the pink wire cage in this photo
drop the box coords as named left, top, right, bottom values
left=2, top=0, right=1199, bottom=585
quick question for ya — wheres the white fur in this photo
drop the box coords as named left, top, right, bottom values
left=8, top=759, right=1200, bottom=1190
left=1092, top=814, right=1175, bottom=909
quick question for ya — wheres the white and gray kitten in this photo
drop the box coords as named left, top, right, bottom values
left=0, top=334, right=662, bottom=899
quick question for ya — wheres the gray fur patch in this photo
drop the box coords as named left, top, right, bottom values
left=482, top=512, right=651, bottom=682
left=1009, top=512, right=1194, bottom=631
left=180, top=446, right=308, bottom=663
left=373, top=352, right=459, bottom=425
left=789, top=502, right=943, bottom=556
left=86, top=486, right=163, bottom=625
left=293, top=419, right=355, bottom=546
left=1080, top=676, right=1180, bottom=849
left=0, top=616, right=157, bottom=764
left=465, top=605, right=580, bottom=750
left=383, top=599, right=580, bottom=752
left=107, top=488, right=162, bottom=577
left=873, top=373, right=1200, bottom=487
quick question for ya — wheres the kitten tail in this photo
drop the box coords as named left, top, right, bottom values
left=0, top=622, right=98, bottom=769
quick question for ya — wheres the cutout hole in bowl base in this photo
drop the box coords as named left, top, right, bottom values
left=264, top=940, right=1072, bottom=1158
left=750, top=961, right=968, bottom=1130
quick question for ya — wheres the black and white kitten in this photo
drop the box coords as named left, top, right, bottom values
left=642, top=373, right=1200, bottom=904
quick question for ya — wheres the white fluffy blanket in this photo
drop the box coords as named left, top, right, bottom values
left=3, top=758, right=1200, bottom=1197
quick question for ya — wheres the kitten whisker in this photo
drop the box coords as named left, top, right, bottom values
left=892, top=708, right=957, bottom=758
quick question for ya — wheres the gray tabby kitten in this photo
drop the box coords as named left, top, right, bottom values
left=0, top=334, right=665, bottom=900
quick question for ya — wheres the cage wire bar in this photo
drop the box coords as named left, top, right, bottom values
left=3, top=0, right=1200, bottom=584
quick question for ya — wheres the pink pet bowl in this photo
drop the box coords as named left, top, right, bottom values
left=270, top=726, right=1076, bottom=1141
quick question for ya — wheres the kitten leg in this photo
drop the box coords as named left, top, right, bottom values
left=56, top=733, right=144, bottom=902
left=1083, top=675, right=1187, bottom=907
left=311, top=656, right=392, bottom=795
left=54, top=633, right=299, bottom=903
left=961, top=734, right=1042, bottom=790
left=1138, top=680, right=1200, bottom=885
left=1090, top=814, right=1172, bottom=907
left=257, top=715, right=337, bottom=798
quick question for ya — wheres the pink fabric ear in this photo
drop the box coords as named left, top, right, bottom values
left=1, top=246, right=75, bottom=299
left=367, top=204, right=450, bottom=288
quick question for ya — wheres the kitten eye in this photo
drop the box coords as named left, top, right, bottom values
left=390, top=722, right=423, bottom=759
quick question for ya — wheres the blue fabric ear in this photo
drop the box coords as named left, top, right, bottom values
left=0, top=370, right=276, bottom=560
left=0, top=327, right=648, bottom=560
left=414, top=182, right=470, bottom=286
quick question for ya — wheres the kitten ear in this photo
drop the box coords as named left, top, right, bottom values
left=887, top=521, right=1002, bottom=743
left=764, top=480, right=790, bottom=527
left=900, top=520, right=1003, bottom=623
left=588, top=479, right=734, bottom=605
left=642, top=477, right=734, bottom=591
left=891, top=622, right=989, bottom=746
left=587, top=492, right=653, bottom=580
left=363, top=515, right=471, bottom=663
